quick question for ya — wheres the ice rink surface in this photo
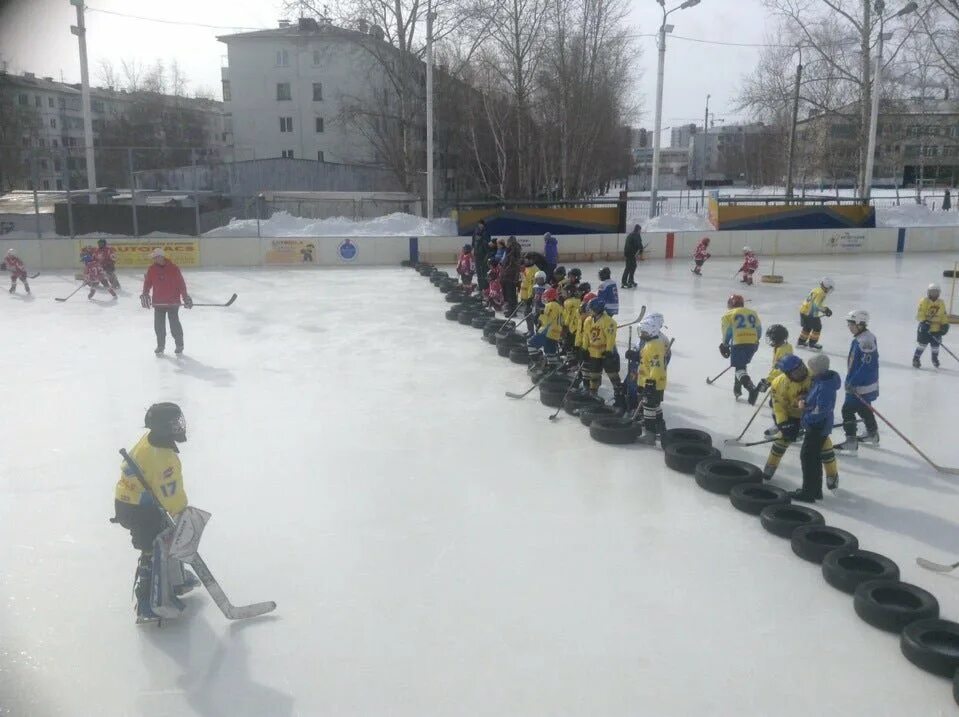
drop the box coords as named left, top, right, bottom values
left=2, top=252, right=959, bottom=716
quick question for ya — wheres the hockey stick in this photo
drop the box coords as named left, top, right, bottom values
left=616, top=305, right=647, bottom=329
left=706, top=365, right=733, bottom=385
left=723, top=388, right=772, bottom=445
left=733, top=422, right=852, bottom=448
left=118, top=448, right=276, bottom=620
left=505, top=358, right=571, bottom=399
left=549, top=362, right=584, bottom=421
left=28, top=272, right=40, bottom=279
left=54, top=284, right=86, bottom=302
left=153, top=293, right=238, bottom=308
left=916, top=557, right=959, bottom=573
left=938, top=341, right=959, bottom=364
left=849, top=394, right=959, bottom=476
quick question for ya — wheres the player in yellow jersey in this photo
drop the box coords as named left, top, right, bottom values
left=527, top=287, right=565, bottom=366
left=561, top=282, right=586, bottom=353
left=762, top=355, right=812, bottom=480
left=582, top=297, right=625, bottom=405
left=913, top=283, right=950, bottom=368
left=755, top=324, right=793, bottom=393
left=519, top=256, right=539, bottom=335
left=719, top=294, right=762, bottom=404
left=626, top=313, right=668, bottom=445
left=798, top=276, right=835, bottom=349
left=113, top=402, right=200, bottom=622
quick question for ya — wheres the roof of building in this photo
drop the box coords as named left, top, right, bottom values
left=217, top=19, right=372, bottom=44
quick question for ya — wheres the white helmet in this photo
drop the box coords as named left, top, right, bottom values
left=846, top=309, right=869, bottom=325
left=5, top=248, right=15, bottom=256
left=743, top=246, right=752, bottom=253
left=821, top=276, right=835, bottom=291
left=928, top=283, right=941, bottom=295
left=638, top=314, right=663, bottom=337
left=534, top=270, right=546, bottom=282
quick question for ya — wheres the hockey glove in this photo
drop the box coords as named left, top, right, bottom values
left=823, top=307, right=833, bottom=317
left=183, top=294, right=194, bottom=309
left=140, top=293, right=151, bottom=309
left=718, top=343, right=731, bottom=359
left=755, top=378, right=770, bottom=394
left=624, top=348, right=640, bottom=362
left=777, top=419, right=801, bottom=442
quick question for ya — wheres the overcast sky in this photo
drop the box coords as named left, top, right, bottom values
left=0, top=0, right=772, bottom=143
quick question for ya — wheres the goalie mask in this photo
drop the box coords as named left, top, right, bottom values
left=145, top=402, right=187, bottom=442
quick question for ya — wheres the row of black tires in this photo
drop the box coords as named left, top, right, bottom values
left=406, top=259, right=959, bottom=704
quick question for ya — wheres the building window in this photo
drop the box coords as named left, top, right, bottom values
left=317, top=150, right=324, bottom=162
left=58, top=97, right=66, bottom=109
left=42, top=180, right=50, bottom=190
left=276, top=49, right=289, bottom=66
left=54, top=159, right=61, bottom=171
left=18, top=93, right=28, bottom=106
left=35, top=95, right=41, bottom=107
left=38, top=139, right=45, bottom=148
left=281, top=149, right=295, bottom=159
left=50, top=118, right=57, bottom=129
left=280, top=116, right=293, bottom=132
left=276, top=83, right=291, bottom=101
left=222, top=80, right=231, bottom=101
left=315, top=117, right=324, bottom=133
left=56, top=179, right=63, bottom=190
left=313, top=50, right=321, bottom=65
left=48, top=97, right=54, bottom=108
left=313, top=82, right=323, bottom=101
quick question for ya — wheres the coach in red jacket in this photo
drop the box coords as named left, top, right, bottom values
left=141, top=248, right=192, bottom=355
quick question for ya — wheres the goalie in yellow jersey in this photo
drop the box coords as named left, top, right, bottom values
left=113, top=402, right=204, bottom=623
left=913, top=283, right=950, bottom=369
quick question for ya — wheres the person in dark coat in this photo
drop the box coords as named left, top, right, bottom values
left=943, top=190, right=952, bottom=212
left=544, top=232, right=558, bottom=274
left=523, top=250, right=548, bottom=272
left=499, top=236, right=522, bottom=315
left=471, top=220, right=491, bottom=291
left=622, top=224, right=642, bottom=289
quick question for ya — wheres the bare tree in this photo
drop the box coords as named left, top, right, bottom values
left=96, top=59, right=121, bottom=91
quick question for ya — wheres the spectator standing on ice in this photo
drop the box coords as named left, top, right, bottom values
left=622, top=224, right=642, bottom=289
left=141, top=248, right=192, bottom=356
left=500, top=236, right=522, bottom=316
left=471, top=220, right=491, bottom=291
left=544, top=232, right=558, bottom=275
left=943, top=190, right=952, bottom=212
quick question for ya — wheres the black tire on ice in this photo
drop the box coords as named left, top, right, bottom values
left=728, top=483, right=791, bottom=515
left=510, top=346, right=534, bottom=364
left=663, top=442, right=721, bottom=475
left=661, top=428, right=713, bottom=450
left=854, top=579, right=939, bottom=632
left=694, top=459, right=763, bottom=495
left=899, top=619, right=959, bottom=678
left=458, top=312, right=478, bottom=325
left=759, top=504, right=824, bottom=539
left=445, top=307, right=464, bottom=321
left=563, top=390, right=606, bottom=416
left=790, top=525, right=859, bottom=564
left=821, top=549, right=900, bottom=594
left=589, top=417, right=641, bottom=445
left=471, top=316, right=489, bottom=329
left=580, top=405, right=624, bottom=427
left=540, top=388, right=568, bottom=408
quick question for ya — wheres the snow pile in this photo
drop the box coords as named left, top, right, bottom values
left=877, top=204, right=959, bottom=228
left=642, top=211, right=713, bottom=232
left=204, top=211, right=457, bottom=238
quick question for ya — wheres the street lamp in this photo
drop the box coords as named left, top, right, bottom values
left=863, top=0, right=918, bottom=200
left=649, top=0, right=702, bottom=219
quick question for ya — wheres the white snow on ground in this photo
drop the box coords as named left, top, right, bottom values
left=877, top=204, right=959, bottom=228
left=639, top=210, right=713, bottom=232
left=203, top=210, right=457, bottom=237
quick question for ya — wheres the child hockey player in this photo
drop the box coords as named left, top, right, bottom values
left=692, top=237, right=711, bottom=275
left=564, top=268, right=582, bottom=297
left=518, top=257, right=538, bottom=332
left=526, top=269, right=548, bottom=336
left=798, top=277, right=834, bottom=349
left=551, top=265, right=567, bottom=289
left=113, top=402, right=200, bottom=622
left=95, top=238, right=120, bottom=289
left=913, top=283, right=950, bottom=368
left=596, top=267, right=619, bottom=316
left=719, top=294, right=762, bottom=404
left=836, top=310, right=880, bottom=453
left=456, top=244, right=475, bottom=285
left=582, top=297, right=625, bottom=406
left=737, top=246, right=759, bottom=285
left=793, top=353, right=841, bottom=501
left=4, top=248, right=30, bottom=294
left=562, top=281, right=584, bottom=353
left=763, top=354, right=811, bottom=480
left=626, top=313, right=668, bottom=445
left=528, top=287, right=564, bottom=360
left=81, top=247, right=117, bottom=300
left=756, top=324, right=793, bottom=394
left=483, top=256, right=504, bottom=311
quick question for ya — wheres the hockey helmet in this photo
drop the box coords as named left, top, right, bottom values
left=821, top=276, right=835, bottom=291
left=581, top=292, right=597, bottom=306
left=568, top=268, right=582, bottom=279
left=144, top=402, right=187, bottom=442
left=928, top=283, right=941, bottom=297
left=777, top=354, right=804, bottom=374
left=553, top=265, right=567, bottom=278
left=727, top=294, right=745, bottom=309
left=534, top=270, right=547, bottom=283
left=97, top=238, right=107, bottom=248
left=588, top=297, right=607, bottom=314
left=638, top=314, right=663, bottom=337
left=598, top=267, right=611, bottom=281
left=743, top=246, right=752, bottom=254
left=846, top=309, right=869, bottom=326
left=765, top=324, right=788, bottom=346
left=543, top=287, right=559, bottom=303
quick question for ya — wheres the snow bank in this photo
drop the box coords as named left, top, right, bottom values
left=203, top=211, right=457, bottom=238
left=877, top=204, right=959, bottom=228
left=642, top=211, right=713, bottom=232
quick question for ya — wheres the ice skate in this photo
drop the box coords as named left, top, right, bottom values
left=857, top=431, right=879, bottom=446
left=834, top=438, right=858, bottom=454
left=155, top=346, right=165, bottom=356
left=174, top=570, right=201, bottom=597
left=88, top=288, right=96, bottom=300
left=174, top=344, right=184, bottom=356
left=636, top=430, right=657, bottom=446
left=762, top=465, right=776, bottom=481
left=807, top=342, right=823, bottom=351
left=764, top=426, right=780, bottom=439
left=826, top=474, right=839, bottom=491
left=8, top=284, right=14, bottom=294
left=913, top=355, right=921, bottom=368
left=932, top=353, right=940, bottom=368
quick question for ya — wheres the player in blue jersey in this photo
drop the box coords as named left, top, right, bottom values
left=836, top=310, right=879, bottom=453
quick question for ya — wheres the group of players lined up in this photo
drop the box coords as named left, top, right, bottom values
left=2, top=240, right=120, bottom=298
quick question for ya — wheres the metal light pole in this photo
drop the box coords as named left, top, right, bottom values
left=863, top=0, right=918, bottom=200
left=70, top=0, right=97, bottom=202
left=700, top=93, right=709, bottom=208
left=785, top=47, right=803, bottom=200
left=425, top=6, right=436, bottom=221
left=650, top=0, right=701, bottom=219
